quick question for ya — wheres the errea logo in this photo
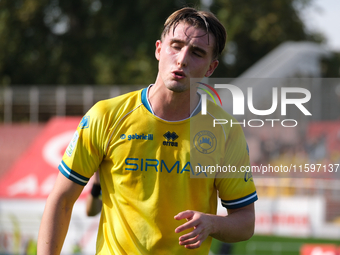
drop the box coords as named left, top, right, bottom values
left=163, top=131, right=179, bottom=147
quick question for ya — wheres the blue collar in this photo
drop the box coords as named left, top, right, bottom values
left=141, top=85, right=201, bottom=117
left=141, top=86, right=154, bottom=114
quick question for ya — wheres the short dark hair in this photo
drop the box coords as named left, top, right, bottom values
left=162, top=7, right=227, bottom=59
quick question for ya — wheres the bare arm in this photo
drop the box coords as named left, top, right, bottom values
left=38, top=172, right=84, bottom=255
left=86, top=189, right=102, bottom=216
left=174, top=203, right=255, bottom=249
left=86, top=171, right=102, bottom=216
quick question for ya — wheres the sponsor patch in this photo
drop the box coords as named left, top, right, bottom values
left=79, top=116, right=90, bottom=129
left=66, top=131, right=79, bottom=157
left=193, top=130, right=217, bottom=154
left=121, top=133, right=153, bottom=141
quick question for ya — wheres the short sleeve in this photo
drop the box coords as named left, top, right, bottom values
left=58, top=101, right=110, bottom=186
left=215, top=124, right=258, bottom=209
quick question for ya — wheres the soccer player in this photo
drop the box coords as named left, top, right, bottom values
left=38, top=7, right=257, bottom=254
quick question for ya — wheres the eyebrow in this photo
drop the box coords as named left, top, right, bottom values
left=170, top=39, right=207, bottom=56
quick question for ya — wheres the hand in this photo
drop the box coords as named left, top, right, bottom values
left=174, top=210, right=214, bottom=249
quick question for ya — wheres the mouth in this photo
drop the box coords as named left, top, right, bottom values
left=172, top=70, right=186, bottom=79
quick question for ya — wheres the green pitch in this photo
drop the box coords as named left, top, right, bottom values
left=210, top=234, right=340, bottom=255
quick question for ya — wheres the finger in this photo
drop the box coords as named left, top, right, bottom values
left=179, top=234, right=201, bottom=246
left=174, top=210, right=194, bottom=220
left=184, top=240, right=203, bottom=249
left=175, top=219, right=199, bottom=233
left=179, top=227, right=201, bottom=242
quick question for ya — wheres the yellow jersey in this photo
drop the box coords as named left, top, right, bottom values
left=59, top=85, right=257, bottom=254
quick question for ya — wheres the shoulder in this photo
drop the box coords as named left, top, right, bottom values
left=80, top=89, right=144, bottom=133
left=206, top=100, right=245, bottom=137
left=89, top=89, right=143, bottom=119
left=206, top=100, right=234, bottom=121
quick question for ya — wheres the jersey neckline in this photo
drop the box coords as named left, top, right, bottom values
left=141, top=85, right=201, bottom=122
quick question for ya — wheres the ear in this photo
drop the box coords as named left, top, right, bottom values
left=205, top=60, right=219, bottom=77
left=155, top=40, right=162, bottom=61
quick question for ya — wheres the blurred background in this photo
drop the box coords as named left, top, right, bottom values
left=0, top=0, right=340, bottom=254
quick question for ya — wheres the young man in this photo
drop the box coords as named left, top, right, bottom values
left=38, top=7, right=257, bottom=254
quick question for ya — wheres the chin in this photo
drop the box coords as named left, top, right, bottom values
left=165, top=81, right=189, bottom=93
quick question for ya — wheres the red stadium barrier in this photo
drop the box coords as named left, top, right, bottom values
left=0, top=116, right=93, bottom=199
left=300, top=244, right=338, bottom=255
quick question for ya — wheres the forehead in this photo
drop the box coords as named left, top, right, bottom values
left=164, top=22, right=215, bottom=52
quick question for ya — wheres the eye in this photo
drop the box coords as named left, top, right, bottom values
left=172, top=43, right=181, bottom=50
left=193, top=51, right=203, bottom=57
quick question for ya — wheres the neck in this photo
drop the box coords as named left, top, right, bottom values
left=148, top=80, right=199, bottom=121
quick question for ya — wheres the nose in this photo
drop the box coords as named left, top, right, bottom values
left=177, top=47, right=189, bottom=67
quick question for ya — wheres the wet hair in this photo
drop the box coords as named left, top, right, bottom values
left=161, top=7, right=227, bottom=59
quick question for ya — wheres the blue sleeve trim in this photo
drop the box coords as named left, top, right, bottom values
left=58, top=160, right=90, bottom=186
left=221, top=191, right=258, bottom=209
